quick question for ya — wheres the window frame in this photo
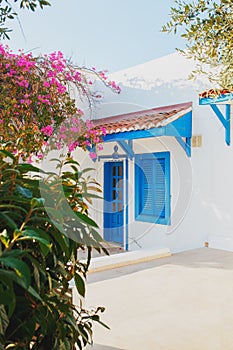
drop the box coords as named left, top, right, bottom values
left=135, top=151, right=171, bottom=225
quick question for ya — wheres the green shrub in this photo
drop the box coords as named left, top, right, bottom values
left=0, top=151, right=108, bottom=350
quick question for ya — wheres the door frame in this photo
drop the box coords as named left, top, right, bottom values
left=103, top=159, right=128, bottom=249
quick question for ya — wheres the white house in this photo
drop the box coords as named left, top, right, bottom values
left=77, top=52, right=233, bottom=254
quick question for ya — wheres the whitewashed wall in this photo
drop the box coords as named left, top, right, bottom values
left=84, top=52, right=233, bottom=253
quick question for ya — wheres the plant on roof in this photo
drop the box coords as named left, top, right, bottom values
left=162, top=0, right=233, bottom=93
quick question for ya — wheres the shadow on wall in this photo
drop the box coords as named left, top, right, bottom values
left=92, top=74, right=208, bottom=119
left=87, top=344, right=126, bottom=350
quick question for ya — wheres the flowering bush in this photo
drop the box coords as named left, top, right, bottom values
left=0, top=44, right=121, bottom=349
left=0, top=45, right=120, bottom=161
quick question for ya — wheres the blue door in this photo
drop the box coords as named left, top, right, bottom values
left=104, top=162, right=124, bottom=244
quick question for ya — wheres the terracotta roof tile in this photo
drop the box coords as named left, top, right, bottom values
left=93, top=102, right=192, bottom=134
left=199, top=89, right=233, bottom=99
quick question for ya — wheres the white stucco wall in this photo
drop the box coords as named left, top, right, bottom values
left=82, top=52, right=233, bottom=253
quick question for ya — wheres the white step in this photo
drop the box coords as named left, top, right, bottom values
left=86, top=248, right=171, bottom=273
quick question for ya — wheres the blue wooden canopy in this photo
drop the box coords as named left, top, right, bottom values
left=199, top=93, right=232, bottom=146
left=93, top=102, right=193, bottom=159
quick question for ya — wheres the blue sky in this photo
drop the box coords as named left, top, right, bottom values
left=7, top=0, right=185, bottom=73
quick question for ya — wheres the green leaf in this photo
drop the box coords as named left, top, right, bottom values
left=17, top=163, right=45, bottom=174
left=0, top=212, right=17, bottom=230
left=1, top=249, right=25, bottom=259
left=0, top=150, right=15, bottom=160
left=74, top=273, right=85, bottom=298
left=0, top=269, right=18, bottom=285
left=31, top=197, right=45, bottom=208
left=0, top=196, right=28, bottom=204
left=46, top=207, right=64, bottom=223
left=16, top=184, right=32, bottom=198
left=0, top=305, right=9, bottom=336
left=91, top=315, right=110, bottom=329
left=78, top=168, right=95, bottom=175
left=50, top=231, right=69, bottom=256
left=63, top=158, right=80, bottom=166
left=0, top=257, right=30, bottom=288
left=20, top=229, right=50, bottom=247
left=0, top=204, right=28, bottom=215
left=27, top=286, right=42, bottom=301
left=0, top=291, right=13, bottom=305
left=74, top=212, right=99, bottom=228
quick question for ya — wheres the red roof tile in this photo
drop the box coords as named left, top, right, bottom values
left=93, top=102, right=192, bottom=134
left=199, top=89, right=233, bottom=99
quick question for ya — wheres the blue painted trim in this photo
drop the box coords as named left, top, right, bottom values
left=200, top=97, right=231, bottom=146
left=226, top=104, right=231, bottom=146
left=199, top=94, right=233, bottom=105
left=118, top=140, right=134, bottom=160
left=210, top=104, right=231, bottom=146
left=103, top=111, right=192, bottom=142
left=98, top=154, right=127, bottom=161
left=104, top=162, right=111, bottom=226
left=128, top=140, right=133, bottom=149
left=103, top=161, right=124, bottom=244
left=135, top=152, right=171, bottom=226
left=210, top=105, right=227, bottom=128
left=186, top=137, right=192, bottom=157
left=125, top=159, right=129, bottom=251
left=175, top=137, right=191, bottom=157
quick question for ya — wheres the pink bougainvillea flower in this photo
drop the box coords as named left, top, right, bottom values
left=68, top=142, right=79, bottom=153
left=0, top=44, right=120, bottom=160
left=37, top=153, right=44, bottom=159
left=41, top=125, right=54, bottom=137
left=77, top=108, right=84, bottom=116
left=55, top=142, right=62, bottom=150
left=43, top=81, right=50, bottom=88
left=97, top=144, right=104, bottom=151
left=27, top=155, right=33, bottom=164
left=70, top=126, right=80, bottom=133
left=89, top=152, right=97, bottom=160
left=100, top=126, right=107, bottom=136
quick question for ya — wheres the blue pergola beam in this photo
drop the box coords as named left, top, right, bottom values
left=175, top=137, right=191, bottom=157
left=210, top=104, right=227, bottom=128
left=117, top=140, right=134, bottom=160
left=210, top=104, right=230, bottom=146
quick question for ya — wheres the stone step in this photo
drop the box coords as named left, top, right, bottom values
left=86, top=248, right=171, bottom=273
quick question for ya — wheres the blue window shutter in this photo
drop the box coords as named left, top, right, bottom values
left=135, top=152, right=170, bottom=225
left=154, top=158, right=166, bottom=218
left=141, top=159, right=154, bottom=216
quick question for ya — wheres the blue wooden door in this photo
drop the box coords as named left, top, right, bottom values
left=104, top=162, right=124, bottom=244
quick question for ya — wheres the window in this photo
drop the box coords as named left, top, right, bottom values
left=135, top=152, right=170, bottom=225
